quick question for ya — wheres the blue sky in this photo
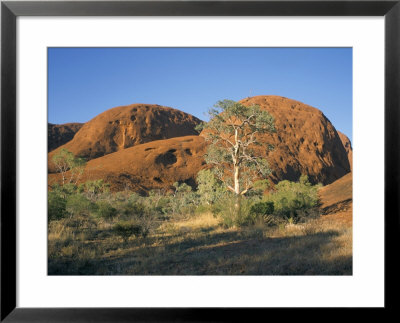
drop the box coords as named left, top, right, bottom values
left=48, top=47, right=352, bottom=141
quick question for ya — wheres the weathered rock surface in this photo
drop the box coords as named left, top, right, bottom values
left=48, top=136, right=207, bottom=193
left=318, top=172, right=352, bottom=225
left=48, top=123, right=83, bottom=152
left=48, top=104, right=201, bottom=172
left=49, top=96, right=352, bottom=191
left=338, top=131, right=353, bottom=171
left=232, top=95, right=351, bottom=185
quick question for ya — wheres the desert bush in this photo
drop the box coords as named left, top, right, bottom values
left=113, top=220, right=147, bottom=242
left=263, top=175, right=321, bottom=223
left=51, top=182, right=78, bottom=198
left=93, top=200, right=118, bottom=219
left=196, top=169, right=226, bottom=205
left=64, top=214, right=98, bottom=233
left=66, top=194, right=94, bottom=217
left=169, top=182, right=199, bottom=215
left=82, top=179, right=110, bottom=200
left=250, top=201, right=274, bottom=217
left=246, top=179, right=270, bottom=198
left=214, top=194, right=256, bottom=227
left=118, top=201, right=146, bottom=217
left=195, top=204, right=212, bottom=215
left=48, top=191, right=67, bottom=221
left=127, top=192, right=142, bottom=204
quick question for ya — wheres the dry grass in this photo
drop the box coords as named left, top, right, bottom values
left=48, top=212, right=352, bottom=275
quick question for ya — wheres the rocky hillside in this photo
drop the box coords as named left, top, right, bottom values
left=338, top=131, right=353, bottom=171
left=48, top=123, right=83, bottom=152
left=48, top=104, right=201, bottom=172
left=49, top=96, right=352, bottom=192
left=235, top=96, right=351, bottom=184
left=48, top=136, right=206, bottom=193
left=318, top=172, right=352, bottom=224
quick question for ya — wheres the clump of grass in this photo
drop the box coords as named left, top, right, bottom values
left=113, top=221, right=145, bottom=242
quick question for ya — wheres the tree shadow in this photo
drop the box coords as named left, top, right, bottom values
left=48, top=228, right=352, bottom=275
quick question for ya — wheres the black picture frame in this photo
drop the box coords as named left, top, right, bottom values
left=1, top=0, right=399, bottom=321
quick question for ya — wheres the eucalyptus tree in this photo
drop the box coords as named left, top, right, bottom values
left=197, top=100, right=275, bottom=212
left=52, top=148, right=86, bottom=186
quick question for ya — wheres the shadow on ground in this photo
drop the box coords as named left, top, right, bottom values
left=48, top=227, right=352, bottom=275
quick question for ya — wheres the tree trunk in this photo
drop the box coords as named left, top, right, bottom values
left=233, top=128, right=241, bottom=221
left=234, top=165, right=240, bottom=195
left=234, top=165, right=241, bottom=219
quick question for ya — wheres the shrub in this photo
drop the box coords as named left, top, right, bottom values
left=113, top=221, right=146, bottom=242
left=84, top=179, right=110, bottom=199
left=246, top=179, right=270, bottom=198
left=170, top=182, right=199, bottom=215
left=66, top=194, right=94, bottom=217
left=94, top=200, right=117, bottom=219
left=215, top=195, right=256, bottom=227
left=263, top=175, right=321, bottom=223
left=51, top=182, right=78, bottom=198
left=48, top=191, right=67, bottom=221
left=120, top=201, right=146, bottom=217
left=250, top=201, right=274, bottom=217
left=196, top=169, right=225, bottom=205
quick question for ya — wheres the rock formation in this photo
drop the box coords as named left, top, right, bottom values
left=48, top=136, right=206, bottom=193
left=49, top=96, right=352, bottom=191
left=48, top=104, right=201, bottom=172
left=48, top=123, right=83, bottom=152
left=232, top=95, right=351, bottom=185
left=338, top=131, right=353, bottom=171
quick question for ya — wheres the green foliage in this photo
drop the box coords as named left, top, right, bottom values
left=113, top=221, right=142, bottom=242
left=52, top=148, right=86, bottom=185
left=200, top=99, right=275, bottom=197
left=196, top=169, right=226, bottom=205
left=83, top=179, right=110, bottom=199
left=93, top=200, right=117, bottom=219
left=212, top=175, right=320, bottom=228
left=120, top=201, right=146, bottom=217
left=250, top=201, right=274, bottom=217
left=170, top=182, right=199, bottom=215
left=263, top=175, right=321, bottom=223
left=113, top=220, right=149, bottom=242
left=48, top=191, right=67, bottom=221
left=246, top=179, right=270, bottom=198
left=66, top=194, right=94, bottom=217
left=51, top=182, right=78, bottom=198
left=213, top=194, right=255, bottom=227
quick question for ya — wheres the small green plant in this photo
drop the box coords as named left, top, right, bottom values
left=215, top=194, right=256, bottom=227
left=94, top=200, right=117, bottom=219
left=250, top=201, right=274, bottom=217
left=113, top=221, right=145, bottom=242
left=48, top=191, right=67, bottom=221
left=120, top=201, right=146, bottom=217
left=66, top=194, right=93, bottom=217
left=83, top=179, right=110, bottom=199
left=170, top=182, right=199, bottom=215
left=196, top=169, right=226, bottom=205
left=262, top=175, right=321, bottom=223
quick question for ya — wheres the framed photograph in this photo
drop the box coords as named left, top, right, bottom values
left=1, top=0, right=399, bottom=321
